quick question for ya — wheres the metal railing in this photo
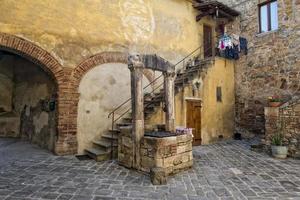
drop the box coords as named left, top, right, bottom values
left=108, top=46, right=203, bottom=131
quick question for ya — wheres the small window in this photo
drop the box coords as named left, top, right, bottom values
left=216, top=87, right=222, bottom=102
left=259, top=0, right=278, bottom=33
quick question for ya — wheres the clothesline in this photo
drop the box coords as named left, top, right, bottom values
left=217, top=34, right=248, bottom=60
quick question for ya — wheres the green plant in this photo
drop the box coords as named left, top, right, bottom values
left=268, top=95, right=282, bottom=102
left=271, top=133, right=283, bottom=146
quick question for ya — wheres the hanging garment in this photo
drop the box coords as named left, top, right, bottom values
left=218, top=40, right=225, bottom=50
left=233, top=45, right=240, bottom=60
left=232, top=34, right=240, bottom=51
left=218, top=34, right=233, bottom=50
left=239, top=37, right=248, bottom=55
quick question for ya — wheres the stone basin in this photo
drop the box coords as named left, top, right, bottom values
left=140, top=133, right=193, bottom=175
left=118, top=128, right=193, bottom=184
left=144, top=131, right=185, bottom=138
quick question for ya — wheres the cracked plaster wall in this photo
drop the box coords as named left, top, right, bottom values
left=77, top=63, right=150, bottom=154
left=0, top=0, right=200, bottom=67
left=0, top=54, right=57, bottom=151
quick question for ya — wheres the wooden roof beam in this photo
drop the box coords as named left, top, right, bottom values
left=217, top=9, right=234, bottom=21
left=196, top=9, right=215, bottom=21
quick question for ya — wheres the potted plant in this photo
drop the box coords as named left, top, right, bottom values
left=268, top=95, right=282, bottom=107
left=271, top=132, right=288, bottom=159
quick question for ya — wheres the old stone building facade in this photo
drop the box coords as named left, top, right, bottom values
left=0, top=0, right=236, bottom=156
left=220, top=0, right=300, bottom=135
left=0, top=0, right=299, bottom=157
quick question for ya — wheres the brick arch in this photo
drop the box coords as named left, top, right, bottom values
left=0, top=33, right=64, bottom=85
left=71, top=52, right=155, bottom=154
left=72, top=51, right=154, bottom=90
left=0, top=33, right=76, bottom=155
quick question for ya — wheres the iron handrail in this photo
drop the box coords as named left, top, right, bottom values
left=108, top=46, right=202, bottom=136
left=107, top=74, right=163, bottom=119
left=108, top=46, right=202, bottom=122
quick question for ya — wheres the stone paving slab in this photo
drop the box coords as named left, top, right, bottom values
left=0, top=138, right=300, bottom=200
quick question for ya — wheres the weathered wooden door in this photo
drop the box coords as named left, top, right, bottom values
left=186, top=100, right=201, bottom=146
left=203, top=25, right=213, bottom=58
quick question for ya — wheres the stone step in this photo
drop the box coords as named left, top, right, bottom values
left=122, top=117, right=132, bottom=123
left=108, top=129, right=120, bottom=134
left=155, top=92, right=164, bottom=97
left=116, top=122, right=132, bottom=128
left=93, top=139, right=117, bottom=149
left=85, top=148, right=111, bottom=162
left=144, top=103, right=155, bottom=108
left=102, top=133, right=118, bottom=140
left=145, top=98, right=162, bottom=103
left=175, top=77, right=189, bottom=83
left=186, top=68, right=201, bottom=75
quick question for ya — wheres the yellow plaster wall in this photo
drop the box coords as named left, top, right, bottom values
left=200, top=58, right=235, bottom=144
left=77, top=63, right=150, bottom=154
left=146, top=57, right=235, bottom=144
left=0, top=0, right=200, bottom=67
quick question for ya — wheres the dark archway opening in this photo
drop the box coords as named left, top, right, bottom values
left=0, top=50, right=58, bottom=152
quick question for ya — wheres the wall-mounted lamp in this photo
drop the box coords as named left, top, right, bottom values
left=192, top=81, right=201, bottom=97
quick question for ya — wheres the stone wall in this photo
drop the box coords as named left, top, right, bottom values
left=0, top=55, right=13, bottom=113
left=0, top=0, right=203, bottom=154
left=118, top=127, right=134, bottom=168
left=0, top=113, right=20, bottom=138
left=264, top=99, right=300, bottom=158
left=0, top=0, right=201, bottom=66
left=218, top=0, right=300, bottom=135
left=140, top=134, right=193, bottom=175
left=77, top=63, right=151, bottom=154
left=0, top=53, right=57, bottom=151
left=146, top=58, right=235, bottom=144
left=118, top=127, right=193, bottom=176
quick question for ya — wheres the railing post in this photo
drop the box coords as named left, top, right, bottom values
left=111, top=112, right=114, bottom=159
left=111, top=112, right=114, bottom=131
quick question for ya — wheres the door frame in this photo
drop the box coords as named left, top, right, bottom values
left=185, top=98, right=202, bottom=146
left=203, top=24, right=215, bottom=58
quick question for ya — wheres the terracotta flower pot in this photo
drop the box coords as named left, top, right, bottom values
left=269, top=101, right=282, bottom=107
left=271, top=145, right=288, bottom=159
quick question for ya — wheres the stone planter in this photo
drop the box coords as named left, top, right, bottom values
left=269, top=101, right=282, bottom=107
left=271, top=145, right=288, bottom=159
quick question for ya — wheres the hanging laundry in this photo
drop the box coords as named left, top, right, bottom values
left=217, top=34, right=247, bottom=60
left=239, top=37, right=248, bottom=55
left=232, top=34, right=240, bottom=50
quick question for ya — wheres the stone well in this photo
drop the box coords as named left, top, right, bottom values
left=118, top=54, right=193, bottom=184
left=118, top=127, right=193, bottom=184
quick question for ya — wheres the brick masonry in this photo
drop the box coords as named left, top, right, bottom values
left=264, top=98, right=300, bottom=157
left=0, top=32, right=157, bottom=155
left=140, top=134, right=193, bottom=175
left=219, top=0, right=300, bottom=135
left=118, top=126, right=193, bottom=180
left=0, top=32, right=76, bottom=155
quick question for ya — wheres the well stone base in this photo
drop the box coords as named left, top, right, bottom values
left=118, top=127, right=193, bottom=184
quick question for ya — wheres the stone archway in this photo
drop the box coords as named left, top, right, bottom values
left=72, top=52, right=155, bottom=89
left=0, top=33, right=76, bottom=155
left=72, top=52, right=155, bottom=154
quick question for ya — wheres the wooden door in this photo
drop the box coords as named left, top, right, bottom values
left=203, top=25, right=213, bottom=58
left=186, top=100, right=201, bottom=146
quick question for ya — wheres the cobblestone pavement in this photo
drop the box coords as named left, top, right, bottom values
left=1, top=138, right=300, bottom=200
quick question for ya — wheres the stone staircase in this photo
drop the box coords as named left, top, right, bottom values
left=85, top=57, right=214, bottom=161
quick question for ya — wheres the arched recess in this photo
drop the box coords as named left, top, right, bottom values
left=0, top=33, right=75, bottom=155
left=72, top=52, right=154, bottom=89
left=72, top=52, right=155, bottom=154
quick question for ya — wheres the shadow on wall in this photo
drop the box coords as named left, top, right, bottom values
left=77, top=63, right=151, bottom=154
